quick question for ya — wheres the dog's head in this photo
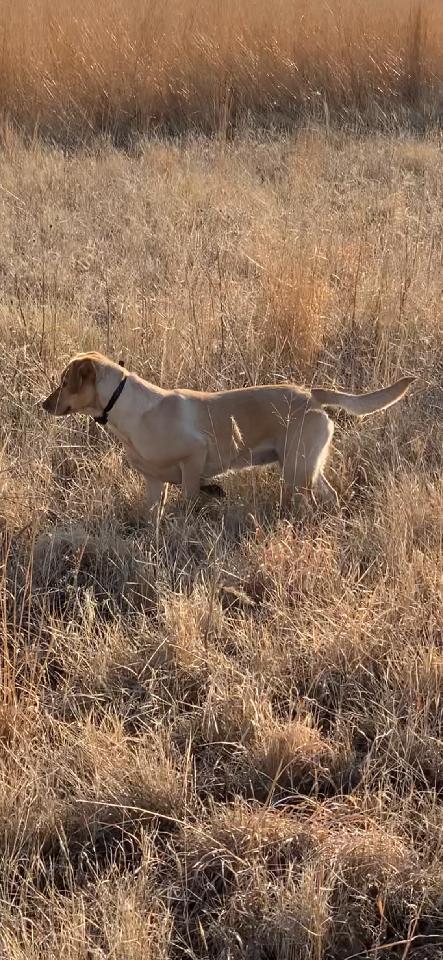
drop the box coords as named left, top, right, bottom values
left=42, top=355, right=98, bottom=417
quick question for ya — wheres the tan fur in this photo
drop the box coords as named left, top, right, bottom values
left=42, top=352, right=415, bottom=514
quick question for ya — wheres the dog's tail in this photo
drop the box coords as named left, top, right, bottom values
left=311, top=376, right=415, bottom=417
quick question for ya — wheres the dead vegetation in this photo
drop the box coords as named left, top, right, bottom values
left=0, top=0, right=442, bottom=139
left=0, top=10, right=442, bottom=955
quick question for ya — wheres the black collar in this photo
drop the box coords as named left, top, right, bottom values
left=94, top=376, right=127, bottom=425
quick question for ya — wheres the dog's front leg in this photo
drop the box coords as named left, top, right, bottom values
left=146, top=478, right=167, bottom=517
left=180, top=449, right=207, bottom=501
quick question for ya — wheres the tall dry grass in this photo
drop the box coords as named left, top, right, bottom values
left=0, top=125, right=442, bottom=957
left=0, top=0, right=441, bottom=138
left=0, top=2, right=442, bottom=954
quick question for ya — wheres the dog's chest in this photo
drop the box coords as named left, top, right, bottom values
left=110, top=431, right=180, bottom=482
left=118, top=434, right=152, bottom=472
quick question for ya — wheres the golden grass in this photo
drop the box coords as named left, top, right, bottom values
left=0, top=124, right=442, bottom=957
left=0, top=0, right=442, bottom=137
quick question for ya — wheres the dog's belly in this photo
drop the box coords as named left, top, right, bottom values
left=203, top=444, right=278, bottom=477
left=247, top=447, right=279, bottom=467
left=123, top=432, right=277, bottom=484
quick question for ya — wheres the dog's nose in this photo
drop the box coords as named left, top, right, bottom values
left=41, top=397, right=49, bottom=411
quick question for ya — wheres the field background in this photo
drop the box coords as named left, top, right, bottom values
left=0, top=0, right=443, bottom=139
left=0, top=1, right=442, bottom=958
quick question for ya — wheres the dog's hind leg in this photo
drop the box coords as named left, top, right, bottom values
left=313, top=473, right=339, bottom=507
left=278, top=409, right=335, bottom=509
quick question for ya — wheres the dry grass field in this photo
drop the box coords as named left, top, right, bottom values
left=0, top=2, right=443, bottom=958
left=0, top=0, right=442, bottom=139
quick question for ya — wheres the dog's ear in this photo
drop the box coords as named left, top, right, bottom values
left=68, top=358, right=96, bottom=393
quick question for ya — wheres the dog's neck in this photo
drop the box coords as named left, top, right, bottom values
left=94, top=368, right=163, bottom=435
left=95, top=367, right=126, bottom=423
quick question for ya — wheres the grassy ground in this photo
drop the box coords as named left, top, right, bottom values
left=0, top=0, right=443, bottom=951
left=0, top=125, right=442, bottom=958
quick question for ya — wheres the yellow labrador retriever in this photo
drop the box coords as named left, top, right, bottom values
left=42, top=352, right=414, bottom=513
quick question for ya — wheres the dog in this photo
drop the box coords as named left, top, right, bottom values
left=42, top=352, right=415, bottom=514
